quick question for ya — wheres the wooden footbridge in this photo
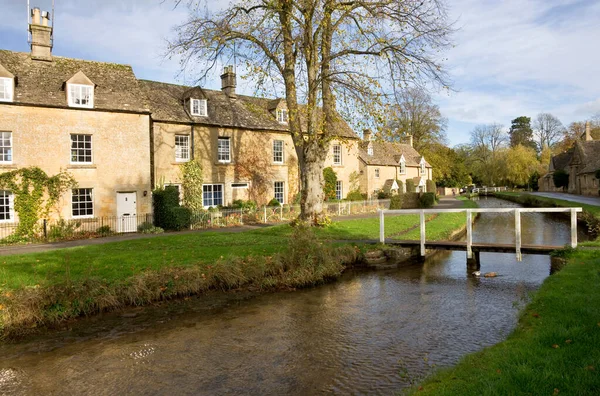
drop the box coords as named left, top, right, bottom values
left=376, top=207, right=582, bottom=269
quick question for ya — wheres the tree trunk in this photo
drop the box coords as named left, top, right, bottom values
left=297, top=139, right=327, bottom=221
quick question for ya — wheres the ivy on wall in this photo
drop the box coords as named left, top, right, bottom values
left=0, top=167, right=77, bottom=238
left=180, top=159, right=203, bottom=212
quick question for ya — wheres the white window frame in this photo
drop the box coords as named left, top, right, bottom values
left=0, top=131, right=12, bottom=164
left=190, top=98, right=208, bottom=116
left=273, top=140, right=284, bottom=164
left=0, top=77, right=13, bottom=102
left=203, top=184, right=224, bottom=208
left=420, top=160, right=427, bottom=176
left=0, top=190, right=15, bottom=223
left=375, top=168, right=380, bottom=178
left=277, top=109, right=288, bottom=124
left=175, top=134, right=190, bottom=162
left=217, top=137, right=231, bottom=163
left=274, top=181, right=285, bottom=204
left=70, top=134, right=93, bottom=164
left=367, top=144, right=373, bottom=156
left=68, top=83, right=94, bottom=108
left=333, top=144, right=342, bottom=165
left=72, top=188, right=94, bottom=218
left=335, top=180, right=343, bottom=200
left=399, top=156, right=406, bottom=175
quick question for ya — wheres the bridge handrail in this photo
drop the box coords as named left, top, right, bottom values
left=378, top=207, right=582, bottom=261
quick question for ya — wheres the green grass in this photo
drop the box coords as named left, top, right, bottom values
left=407, top=249, right=600, bottom=395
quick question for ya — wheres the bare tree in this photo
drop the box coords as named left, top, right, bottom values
left=380, top=88, right=447, bottom=151
left=533, top=113, right=564, bottom=151
left=169, top=0, right=453, bottom=221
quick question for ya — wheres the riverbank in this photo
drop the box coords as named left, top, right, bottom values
left=0, top=198, right=475, bottom=339
left=408, top=247, right=600, bottom=395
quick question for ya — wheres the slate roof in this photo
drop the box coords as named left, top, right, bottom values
left=0, top=50, right=148, bottom=112
left=140, top=80, right=359, bottom=139
left=579, top=140, right=600, bottom=174
left=357, top=140, right=431, bottom=167
left=550, top=150, right=573, bottom=173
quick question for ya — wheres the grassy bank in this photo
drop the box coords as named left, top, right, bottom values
left=408, top=248, right=600, bottom=395
left=0, top=198, right=474, bottom=338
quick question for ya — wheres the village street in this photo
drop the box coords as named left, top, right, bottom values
left=531, top=192, right=600, bottom=206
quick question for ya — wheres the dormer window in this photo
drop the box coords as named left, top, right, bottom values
left=0, top=78, right=13, bottom=102
left=420, top=157, right=427, bottom=176
left=68, top=84, right=93, bottom=108
left=399, top=155, right=406, bottom=174
left=191, top=98, right=207, bottom=116
left=367, top=143, right=373, bottom=156
left=277, top=109, right=288, bottom=124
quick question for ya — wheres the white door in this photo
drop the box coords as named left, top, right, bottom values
left=117, top=192, right=137, bottom=233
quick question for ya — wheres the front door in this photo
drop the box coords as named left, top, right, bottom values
left=117, top=192, right=137, bottom=233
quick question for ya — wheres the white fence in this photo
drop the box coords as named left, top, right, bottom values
left=378, top=207, right=582, bottom=261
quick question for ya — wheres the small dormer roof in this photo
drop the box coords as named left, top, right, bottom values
left=0, top=63, right=14, bottom=79
left=268, top=98, right=286, bottom=111
left=65, top=71, right=95, bottom=87
left=182, top=86, right=208, bottom=100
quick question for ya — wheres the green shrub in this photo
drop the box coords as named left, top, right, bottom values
left=48, top=219, right=80, bottom=241
left=418, top=192, right=436, bottom=208
left=96, top=225, right=112, bottom=236
left=153, top=186, right=180, bottom=229
left=402, top=192, right=420, bottom=209
left=267, top=198, right=281, bottom=206
left=167, top=206, right=192, bottom=231
left=426, top=179, right=436, bottom=193
left=406, top=179, right=415, bottom=193
left=377, top=191, right=390, bottom=199
left=396, top=180, right=404, bottom=193
left=390, top=194, right=403, bottom=209
left=346, top=190, right=365, bottom=201
left=137, top=222, right=155, bottom=233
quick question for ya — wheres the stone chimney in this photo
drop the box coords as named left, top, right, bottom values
left=363, top=129, right=372, bottom=141
left=585, top=121, right=592, bottom=141
left=407, top=134, right=413, bottom=147
left=29, top=7, right=53, bottom=61
left=220, top=65, right=236, bottom=98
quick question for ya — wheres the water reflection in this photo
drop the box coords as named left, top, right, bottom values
left=0, top=198, right=583, bottom=395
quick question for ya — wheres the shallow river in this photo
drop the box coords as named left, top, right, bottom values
left=0, top=197, right=587, bottom=395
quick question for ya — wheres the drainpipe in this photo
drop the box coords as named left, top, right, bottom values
left=191, top=124, right=195, bottom=160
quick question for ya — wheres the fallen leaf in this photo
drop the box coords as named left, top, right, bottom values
left=532, top=312, right=540, bottom=318
left=565, top=339, right=572, bottom=344
left=418, top=386, right=423, bottom=391
left=496, top=369, right=501, bottom=374
left=552, top=344, right=560, bottom=349
left=553, top=389, right=559, bottom=395
left=586, top=366, right=595, bottom=371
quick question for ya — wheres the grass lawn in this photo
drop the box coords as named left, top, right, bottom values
left=407, top=248, right=600, bottom=395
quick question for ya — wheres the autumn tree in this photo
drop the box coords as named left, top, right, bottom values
left=169, top=0, right=453, bottom=222
left=503, top=145, right=539, bottom=187
left=469, top=123, right=507, bottom=185
left=380, top=88, right=448, bottom=151
left=533, top=113, right=564, bottom=152
left=554, top=121, right=585, bottom=153
left=509, top=116, right=536, bottom=150
left=234, top=139, right=275, bottom=205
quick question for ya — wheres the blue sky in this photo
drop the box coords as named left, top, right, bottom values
left=1, top=0, right=599, bottom=146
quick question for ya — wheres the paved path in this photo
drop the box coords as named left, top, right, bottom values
left=530, top=192, right=600, bottom=206
left=0, top=197, right=467, bottom=256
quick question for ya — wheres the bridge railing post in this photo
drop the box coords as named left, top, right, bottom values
left=379, top=209, right=385, bottom=244
left=420, top=210, right=426, bottom=256
left=571, top=208, right=577, bottom=248
left=466, top=209, right=472, bottom=259
left=515, top=209, right=522, bottom=261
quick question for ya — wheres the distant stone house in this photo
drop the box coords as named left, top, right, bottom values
left=0, top=10, right=151, bottom=230
left=141, top=69, right=360, bottom=207
left=539, top=122, right=600, bottom=196
left=357, top=130, right=432, bottom=197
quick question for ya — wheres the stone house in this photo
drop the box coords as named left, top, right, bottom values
left=0, top=9, right=151, bottom=231
left=539, top=122, right=600, bottom=196
left=141, top=69, right=360, bottom=207
left=357, top=130, right=432, bottom=197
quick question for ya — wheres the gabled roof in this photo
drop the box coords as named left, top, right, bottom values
left=0, top=63, right=14, bottom=79
left=357, top=140, right=431, bottom=167
left=549, top=150, right=573, bottom=173
left=140, top=79, right=359, bottom=139
left=578, top=140, right=600, bottom=174
left=0, top=50, right=148, bottom=112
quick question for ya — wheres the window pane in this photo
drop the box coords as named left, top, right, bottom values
left=72, top=188, right=93, bottom=217
left=273, top=140, right=283, bottom=163
left=218, top=138, right=230, bottom=162
left=274, top=181, right=285, bottom=204
left=0, top=190, right=11, bottom=221
left=0, top=132, right=11, bottom=162
left=71, top=135, right=92, bottom=163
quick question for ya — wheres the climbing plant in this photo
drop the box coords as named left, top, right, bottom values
left=180, top=159, right=203, bottom=212
left=0, top=167, right=77, bottom=238
left=323, top=167, right=338, bottom=201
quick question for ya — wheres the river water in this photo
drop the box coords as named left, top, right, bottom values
left=0, top=197, right=587, bottom=395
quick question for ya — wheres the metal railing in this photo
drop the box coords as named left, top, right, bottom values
left=378, top=207, right=582, bottom=261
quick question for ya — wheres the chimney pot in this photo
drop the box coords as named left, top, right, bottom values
left=220, top=65, right=237, bottom=98
left=29, top=6, right=53, bottom=61
left=363, top=129, right=372, bottom=141
left=585, top=121, right=592, bottom=141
